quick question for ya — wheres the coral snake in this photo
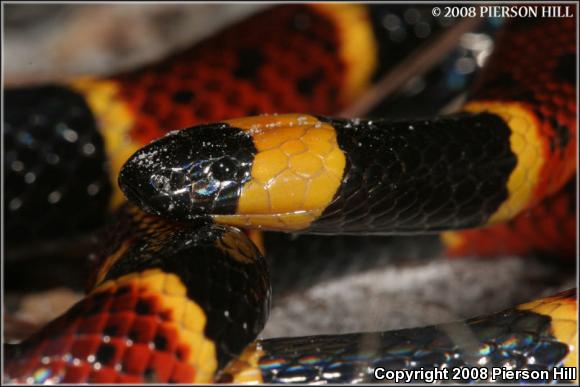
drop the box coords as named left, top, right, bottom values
left=3, top=4, right=577, bottom=384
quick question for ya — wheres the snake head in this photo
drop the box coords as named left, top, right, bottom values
left=119, top=123, right=255, bottom=221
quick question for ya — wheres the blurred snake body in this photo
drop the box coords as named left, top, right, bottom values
left=4, top=4, right=577, bottom=384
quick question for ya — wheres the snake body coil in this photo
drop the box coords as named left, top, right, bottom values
left=4, top=4, right=577, bottom=384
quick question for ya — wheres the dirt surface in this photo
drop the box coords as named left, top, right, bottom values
left=4, top=4, right=267, bottom=84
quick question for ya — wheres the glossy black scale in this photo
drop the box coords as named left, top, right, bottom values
left=98, top=204, right=271, bottom=367
left=310, top=113, right=516, bottom=234
left=369, top=18, right=502, bottom=119
left=367, top=4, right=458, bottom=82
left=256, top=307, right=570, bottom=384
left=4, top=85, right=111, bottom=251
left=118, top=124, right=256, bottom=222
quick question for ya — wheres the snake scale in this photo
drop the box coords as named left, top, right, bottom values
left=3, top=4, right=577, bottom=384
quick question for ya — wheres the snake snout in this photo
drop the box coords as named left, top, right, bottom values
left=118, top=131, right=199, bottom=220
left=119, top=165, right=190, bottom=219
left=119, top=123, right=255, bottom=221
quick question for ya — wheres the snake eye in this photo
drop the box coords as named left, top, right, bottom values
left=188, top=158, right=239, bottom=212
left=208, top=158, right=237, bottom=181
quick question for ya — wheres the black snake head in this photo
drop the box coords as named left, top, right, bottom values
left=119, top=123, right=256, bottom=221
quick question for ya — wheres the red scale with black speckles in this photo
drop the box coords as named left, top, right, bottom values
left=448, top=17, right=577, bottom=260
left=469, top=18, right=576, bottom=201
left=113, top=5, right=346, bottom=145
left=4, top=283, right=196, bottom=383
